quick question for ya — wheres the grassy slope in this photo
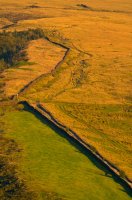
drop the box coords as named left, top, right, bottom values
left=4, top=108, right=131, bottom=200
left=0, top=0, right=132, bottom=180
left=3, top=38, right=66, bottom=96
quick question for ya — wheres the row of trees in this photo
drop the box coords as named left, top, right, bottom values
left=0, top=28, right=45, bottom=71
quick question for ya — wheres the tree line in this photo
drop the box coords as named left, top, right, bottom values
left=0, top=28, right=45, bottom=71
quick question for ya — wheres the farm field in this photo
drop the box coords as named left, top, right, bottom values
left=2, top=106, right=131, bottom=200
left=0, top=0, right=132, bottom=199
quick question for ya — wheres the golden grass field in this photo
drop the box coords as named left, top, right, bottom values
left=3, top=39, right=66, bottom=96
left=0, top=0, right=132, bottom=180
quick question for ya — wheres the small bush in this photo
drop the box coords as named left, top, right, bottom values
left=119, top=170, right=126, bottom=179
left=16, top=104, right=24, bottom=111
left=90, top=145, right=97, bottom=153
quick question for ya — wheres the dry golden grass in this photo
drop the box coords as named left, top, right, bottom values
left=0, top=18, right=13, bottom=29
left=3, top=39, right=66, bottom=96
left=1, top=0, right=132, bottom=179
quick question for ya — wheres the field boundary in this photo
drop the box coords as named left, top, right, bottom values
left=20, top=101, right=132, bottom=191
left=11, top=36, right=70, bottom=99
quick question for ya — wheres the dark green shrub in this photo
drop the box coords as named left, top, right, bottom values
left=16, top=104, right=24, bottom=111
left=119, top=170, right=126, bottom=179
left=0, top=29, right=45, bottom=70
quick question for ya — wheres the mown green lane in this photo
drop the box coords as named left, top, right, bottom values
left=5, top=106, right=131, bottom=200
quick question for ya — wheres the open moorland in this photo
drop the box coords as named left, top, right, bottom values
left=0, top=0, right=132, bottom=199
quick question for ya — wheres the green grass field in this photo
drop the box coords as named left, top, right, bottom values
left=3, top=105, right=131, bottom=200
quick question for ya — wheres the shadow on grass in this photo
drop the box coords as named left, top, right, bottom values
left=23, top=102, right=132, bottom=197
